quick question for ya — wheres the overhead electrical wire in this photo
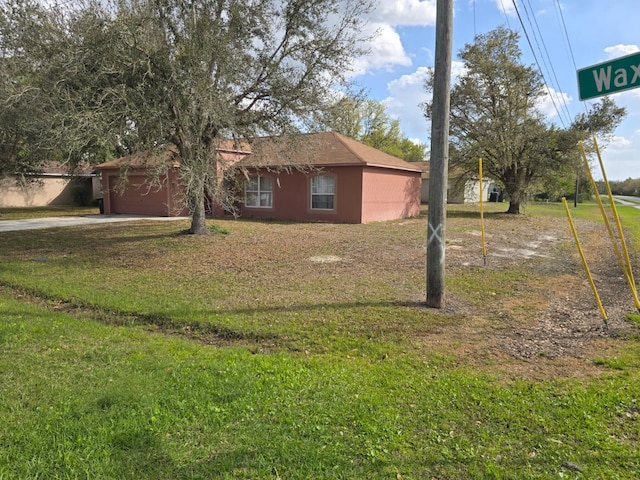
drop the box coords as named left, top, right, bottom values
left=553, top=0, right=579, bottom=73
left=473, top=0, right=477, bottom=37
left=510, top=0, right=568, bottom=128
left=553, top=0, right=590, bottom=114
left=499, top=0, right=513, bottom=29
left=520, top=0, right=573, bottom=126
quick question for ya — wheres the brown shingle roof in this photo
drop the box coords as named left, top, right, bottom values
left=95, top=146, right=181, bottom=169
left=28, top=161, right=95, bottom=176
left=237, top=132, right=422, bottom=172
left=95, top=140, right=251, bottom=170
left=95, top=133, right=422, bottom=173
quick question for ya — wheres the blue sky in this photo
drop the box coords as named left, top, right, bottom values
left=350, top=0, right=640, bottom=181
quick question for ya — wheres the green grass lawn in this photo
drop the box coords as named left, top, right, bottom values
left=0, top=205, right=99, bottom=220
left=1, top=202, right=639, bottom=479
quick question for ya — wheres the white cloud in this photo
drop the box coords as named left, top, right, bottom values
left=382, top=67, right=431, bottom=140
left=597, top=140, right=639, bottom=181
left=371, top=0, right=437, bottom=26
left=604, top=44, right=640, bottom=59
left=380, top=61, right=467, bottom=141
left=536, top=87, right=572, bottom=120
left=349, top=1, right=440, bottom=77
left=609, top=135, right=633, bottom=149
left=592, top=131, right=639, bottom=180
left=450, top=61, right=467, bottom=83
left=493, top=0, right=516, bottom=17
left=350, top=23, right=412, bottom=76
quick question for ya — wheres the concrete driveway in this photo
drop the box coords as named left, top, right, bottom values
left=0, top=214, right=189, bottom=232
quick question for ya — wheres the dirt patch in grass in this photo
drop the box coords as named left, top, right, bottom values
left=422, top=210, right=640, bottom=380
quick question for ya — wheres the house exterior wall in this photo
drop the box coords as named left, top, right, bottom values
left=447, top=179, right=466, bottom=204
left=238, top=166, right=364, bottom=223
left=420, top=178, right=429, bottom=204
left=361, top=167, right=421, bottom=223
left=100, top=168, right=188, bottom=216
left=463, top=179, right=492, bottom=203
left=0, top=175, right=88, bottom=207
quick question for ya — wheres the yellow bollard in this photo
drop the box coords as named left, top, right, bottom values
left=479, top=158, right=487, bottom=265
left=593, top=137, right=640, bottom=311
left=577, top=141, right=639, bottom=310
left=562, top=197, right=608, bottom=326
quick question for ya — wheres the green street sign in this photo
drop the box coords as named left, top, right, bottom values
left=577, top=51, right=640, bottom=100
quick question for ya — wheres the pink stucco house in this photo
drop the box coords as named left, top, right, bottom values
left=234, top=132, right=421, bottom=223
left=95, top=132, right=422, bottom=223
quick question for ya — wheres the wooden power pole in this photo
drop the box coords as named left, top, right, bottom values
left=427, top=0, right=453, bottom=308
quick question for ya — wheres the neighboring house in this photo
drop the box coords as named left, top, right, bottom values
left=95, top=132, right=422, bottom=224
left=417, top=161, right=492, bottom=204
left=0, top=164, right=99, bottom=208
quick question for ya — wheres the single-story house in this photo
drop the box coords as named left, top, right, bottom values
left=95, top=132, right=422, bottom=224
left=234, top=132, right=421, bottom=223
left=0, top=164, right=99, bottom=208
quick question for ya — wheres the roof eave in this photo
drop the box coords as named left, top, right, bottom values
left=363, top=162, right=423, bottom=173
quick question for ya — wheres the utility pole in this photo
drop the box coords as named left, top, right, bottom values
left=427, top=0, right=453, bottom=308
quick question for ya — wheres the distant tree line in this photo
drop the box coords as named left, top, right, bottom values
left=597, top=178, right=640, bottom=197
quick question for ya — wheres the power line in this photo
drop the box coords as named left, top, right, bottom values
left=510, top=0, right=567, bottom=128
left=473, top=0, right=476, bottom=37
left=553, top=0, right=590, bottom=115
left=499, top=0, right=513, bottom=29
left=521, top=0, right=572, bottom=125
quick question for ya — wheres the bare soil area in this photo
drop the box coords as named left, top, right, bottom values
left=427, top=210, right=640, bottom=379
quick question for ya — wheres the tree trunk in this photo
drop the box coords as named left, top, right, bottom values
left=189, top=195, right=208, bottom=235
left=507, top=200, right=520, bottom=214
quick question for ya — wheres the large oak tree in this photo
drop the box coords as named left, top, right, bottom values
left=1, top=0, right=373, bottom=233
left=423, top=27, right=625, bottom=213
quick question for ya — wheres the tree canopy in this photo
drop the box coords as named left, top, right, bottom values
left=604, top=177, right=640, bottom=197
left=318, top=96, right=427, bottom=162
left=423, top=27, right=626, bottom=213
left=0, top=0, right=62, bottom=179
left=1, top=0, right=373, bottom=233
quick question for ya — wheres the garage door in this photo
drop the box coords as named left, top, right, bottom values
left=109, top=175, right=170, bottom=216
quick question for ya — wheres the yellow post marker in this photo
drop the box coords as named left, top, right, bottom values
left=562, top=197, right=608, bottom=326
left=593, top=137, right=640, bottom=311
left=479, top=158, right=488, bottom=265
left=577, top=141, right=639, bottom=309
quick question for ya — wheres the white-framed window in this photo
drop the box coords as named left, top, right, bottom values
left=245, top=175, right=273, bottom=208
left=311, top=175, right=335, bottom=210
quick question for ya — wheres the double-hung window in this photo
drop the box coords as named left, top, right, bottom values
left=311, top=175, right=335, bottom=210
left=245, top=175, right=273, bottom=208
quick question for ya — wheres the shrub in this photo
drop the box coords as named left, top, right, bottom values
left=70, top=183, right=92, bottom=206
